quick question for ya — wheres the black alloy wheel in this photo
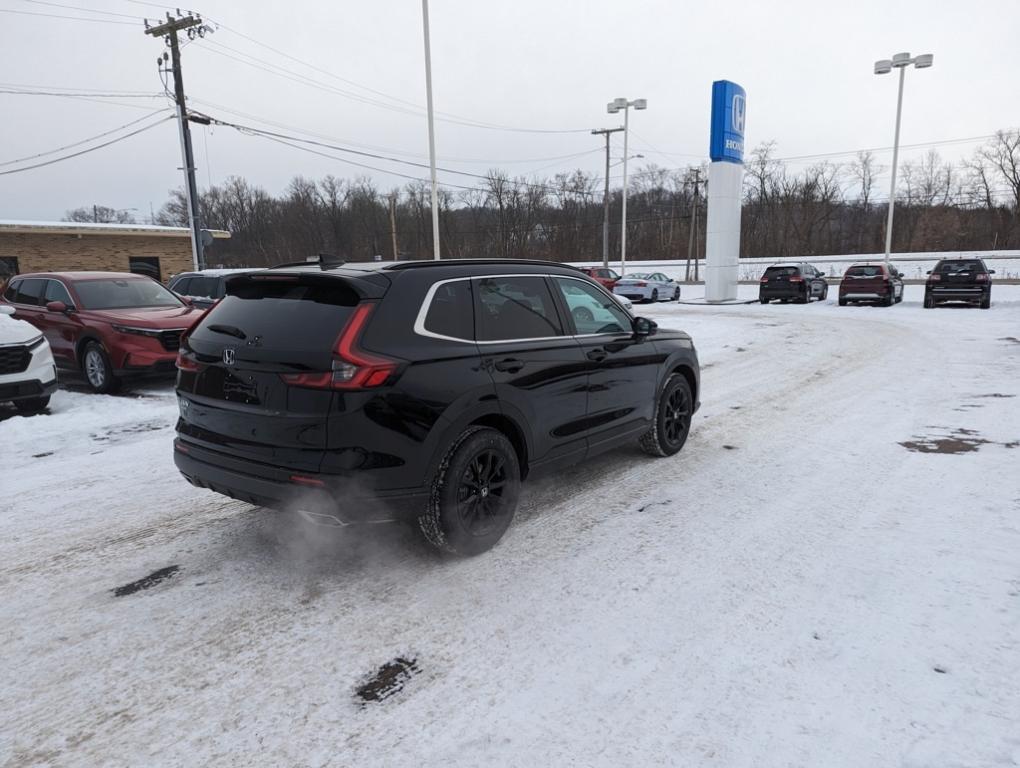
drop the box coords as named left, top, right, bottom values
left=419, top=427, right=521, bottom=556
left=639, top=374, right=693, bottom=457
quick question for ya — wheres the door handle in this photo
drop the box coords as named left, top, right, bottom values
left=586, top=348, right=608, bottom=362
left=493, top=358, right=525, bottom=373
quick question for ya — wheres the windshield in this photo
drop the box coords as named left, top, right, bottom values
left=626, top=273, right=653, bottom=279
left=75, top=278, right=184, bottom=310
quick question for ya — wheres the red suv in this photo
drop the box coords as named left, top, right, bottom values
left=1, top=272, right=201, bottom=392
left=578, top=266, right=620, bottom=289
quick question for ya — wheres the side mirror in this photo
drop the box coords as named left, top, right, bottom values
left=988, top=269, right=996, bottom=275
left=632, top=316, right=658, bottom=337
left=926, top=270, right=932, bottom=275
left=45, top=300, right=69, bottom=313
left=0, top=304, right=15, bottom=316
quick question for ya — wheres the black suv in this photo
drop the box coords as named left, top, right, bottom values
left=173, top=259, right=700, bottom=555
left=924, top=259, right=995, bottom=309
left=759, top=263, right=828, bottom=304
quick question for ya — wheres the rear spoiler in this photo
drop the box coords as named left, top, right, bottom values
left=226, top=269, right=389, bottom=300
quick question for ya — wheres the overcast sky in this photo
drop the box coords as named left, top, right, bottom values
left=1, top=0, right=1018, bottom=221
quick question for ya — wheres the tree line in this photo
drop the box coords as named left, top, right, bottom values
left=70, top=130, right=1020, bottom=267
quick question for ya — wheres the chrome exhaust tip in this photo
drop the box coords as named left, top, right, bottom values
left=296, top=509, right=349, bottom=528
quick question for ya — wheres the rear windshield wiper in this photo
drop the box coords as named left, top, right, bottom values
left=207, top=324, right=247, bottom=340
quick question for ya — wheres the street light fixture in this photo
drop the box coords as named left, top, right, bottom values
left=607, top=97, right=647, bottom=276
left=874, top=51, right=933, bottom=269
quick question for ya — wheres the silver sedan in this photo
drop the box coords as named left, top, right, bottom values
left=612, top=272, right=680, bottom=303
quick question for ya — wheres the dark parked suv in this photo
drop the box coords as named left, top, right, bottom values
left=924, top=259, right=995, bottom=309
left=759, top=263, right=828, bottom=304
left=174, top=259, right=700, bottom=555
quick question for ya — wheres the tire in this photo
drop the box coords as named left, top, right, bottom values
left=639, top=374, right=693, bottom=458
left=673, top=287, right=680, bottom=302
left=14, top=395, right=50, bottom=414
left=650, top=289, right=659, bottom=304
left=418, top=426, right=522, bottom=556
left=923, top=293, right=935, bottom=309
left=81, top=341, right=120, bottom=394
left=572, top=306, right=594, bottom=323
left=838, top=296, right=847, bottom=307
left=980, top=295, right=990, bottom=309
left=798, top=291, right=810, bottom=304
left=760, top=297, right=769, bottom=304
left=883, top=291, right=894, bottom=307
left=821, top=285, right=828, bottom=301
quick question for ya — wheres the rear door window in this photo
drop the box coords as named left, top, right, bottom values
left=475, top=276, right=563, bottom=341
left=423, top=279, right=474, bottom=340
left=187, top=276, right=221, bottom=299
left=13, top=278, right=45, bottom=305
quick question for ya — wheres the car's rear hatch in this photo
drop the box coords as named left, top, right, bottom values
left=935, top=260, right=984, bottom=290
left=761, top=267, right=800, bottom=293
left=175, top=271, right=386, bottom=472
left=842, top=265, right=886, bottom=294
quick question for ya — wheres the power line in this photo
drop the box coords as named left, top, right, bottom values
left=0, top=86, right=162, bottom=98
left=0, top=7, right=136, bottom=24
left=0, top=115, right=173, bottom=175
left=23, top=0, right=146, bottom=20
left=0, top=108, right=170, bottom=166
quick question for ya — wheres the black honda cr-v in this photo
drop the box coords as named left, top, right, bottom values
left=173, top=259, right=700, bottom=555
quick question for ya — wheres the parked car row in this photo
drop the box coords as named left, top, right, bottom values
left=760, top=258, right=996, bottom=309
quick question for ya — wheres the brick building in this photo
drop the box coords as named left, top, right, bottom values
left=0, top=220, right=231, bottom=285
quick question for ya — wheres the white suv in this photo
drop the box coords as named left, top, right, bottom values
left=0, top=305, right=57, bottom=413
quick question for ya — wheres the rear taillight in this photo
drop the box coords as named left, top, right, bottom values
left=280, top=302, right=397, bottom=391
left=976, top=273, right=988, bottom=282
left=290, top=474, right=325, bottom=487
left=928, top=274, right=941, bottom=282
left=789, top=275, right=804, bottom=283
left=635, top=281, right=647, bottom=287
left=176, top=350, right=201, bottom=372
left=759, top=277, right=768, bottom=283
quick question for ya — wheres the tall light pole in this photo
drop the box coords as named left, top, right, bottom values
left=874, top=52, right=933, bottom=269
left=607, top=97, right=646, bottom=276
left=421, top=0, right=440, bottom=259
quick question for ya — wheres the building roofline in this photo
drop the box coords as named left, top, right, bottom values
left=0, top=219, right=230, bottom=239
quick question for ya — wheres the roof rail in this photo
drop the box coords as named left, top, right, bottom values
left=384, top=258, right=583, bottom=272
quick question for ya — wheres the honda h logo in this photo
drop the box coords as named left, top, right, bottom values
left=222, top=348, right=236, bottom=366
left=731, top=94, right=746, bottom=134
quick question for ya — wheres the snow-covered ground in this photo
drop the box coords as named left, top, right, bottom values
left=2, top=285, right=1019, bottom=767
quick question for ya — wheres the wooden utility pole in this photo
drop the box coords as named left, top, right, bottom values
left=146, top=12, right=210, bottom=271
left=591, top=127, right=624, bottom=268
left=389, top=192, right=399, bottom=260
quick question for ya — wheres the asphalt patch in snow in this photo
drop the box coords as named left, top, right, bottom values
left=999, top=336, right=1020, bottom=344
left=899, top=430, right=990, bottom=454
left=723, top=445, right=738, bottom=450
left=973, top=393, right=1016, bottom=398
left=32, top=451, right=54, bottom=458
left=355, top=657, right=420, bottom=705
left=91, top=420, right=170, bottom=443
left=112, top=565, right=181, bottom=597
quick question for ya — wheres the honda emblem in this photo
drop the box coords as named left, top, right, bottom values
left=222, top=348, right=236, bottom=366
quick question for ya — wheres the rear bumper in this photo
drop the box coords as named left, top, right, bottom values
left=928, top=287, right=988, bottom=301
left=173, top=439, right=425, bottom=523
left=841, top=292, right=883, bottom=300
left=760, top=286, right=807, bottom=299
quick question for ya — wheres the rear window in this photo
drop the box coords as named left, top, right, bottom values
left=193, top=278, right=358, bottom=352
left=423, top=280, right=473, bottom=340
left=936, top=260, right=984, bottom=274
left=845, top=266, right=884, bottom=277
left=75, top=278, right=183, bottom=310
left=764, top=266, right=798, bottom=277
